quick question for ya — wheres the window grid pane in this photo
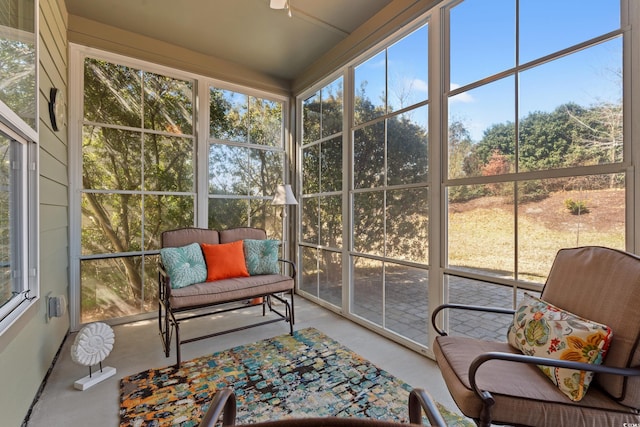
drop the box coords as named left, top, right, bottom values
left=80, top=58, right=196, bottom=322
left=445, top=0, right=625, bottom=289
left=208, top=87, right=286, bottom=230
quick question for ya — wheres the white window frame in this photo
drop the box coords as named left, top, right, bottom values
left=0, top=122, right=39, bottom=335
left=205, top=81, right=291, bottom=234
left=295, top=0, right=638, bottom=357
left=68, top=44, right=291, bottom=329
left=0, top=0, right=39, bottom=335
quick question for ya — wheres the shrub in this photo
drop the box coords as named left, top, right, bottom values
left=564, top=198, right=590, bottom=215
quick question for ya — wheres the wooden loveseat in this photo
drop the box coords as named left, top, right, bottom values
left=158, top=227, right=295, bottom=366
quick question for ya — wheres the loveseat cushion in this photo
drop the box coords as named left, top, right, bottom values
left=161, top=227, right=220, bottom=247
left=219, top=227, right=267, bottom=243
left=244, top=239, right=280, bottom=275
left=201, top=240, right=249, bottom=281
left=169, top=274, right=294, bottom=309
left=160, top=243, right=207, bottom=289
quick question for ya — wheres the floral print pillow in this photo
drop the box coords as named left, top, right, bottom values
left=507, top=293, right=613, bottom=401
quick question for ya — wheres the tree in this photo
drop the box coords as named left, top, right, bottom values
left=81, top=59, right=195, bottom=319
left=0, top=38, right=36, bottom=128
left=329, top=85, right=429, bottom=262
left=207, top=90, right=284, bottom=233
left=450, top=100, right=623, bottom=205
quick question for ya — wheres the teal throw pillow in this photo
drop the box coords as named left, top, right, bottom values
left=243, top=239, right=280, bottom=275
left=160, top=243, right=207, bottom=289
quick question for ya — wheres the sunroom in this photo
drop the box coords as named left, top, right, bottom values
left=0, top=0, right=638, bottom=425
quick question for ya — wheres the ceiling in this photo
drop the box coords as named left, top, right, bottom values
left=64, top=0, right=394, bottom=81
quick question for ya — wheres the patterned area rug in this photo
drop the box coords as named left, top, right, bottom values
left=119, top=328, right=472, bottom=426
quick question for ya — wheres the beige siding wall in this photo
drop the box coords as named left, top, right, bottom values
left=0, top=0, right=70, bottom=425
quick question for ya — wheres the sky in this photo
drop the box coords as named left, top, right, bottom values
left=354, top=0, right=622, bottom=141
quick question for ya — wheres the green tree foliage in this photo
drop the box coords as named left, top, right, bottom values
left=207, top=89, right=283, bottom=232
left=309, top=84, right=429, bottom=263
left=448, top=120, right=486, bottom=202
left=0, top=39, right=36, bottom=128
left=301, top=84, right=344, bottom=271
left=452, top=101, right=623, bottom=204
left=81, top=59, right=194, bottom=316
left=473, top=121, right=516, bottom=169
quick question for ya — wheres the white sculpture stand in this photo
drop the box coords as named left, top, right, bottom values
left=71, top=322, right=116, bottom=391
left=74, top=365, right=117, bottom=391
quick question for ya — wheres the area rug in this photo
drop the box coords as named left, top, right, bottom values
left=120, top=328, right=472, bottom=426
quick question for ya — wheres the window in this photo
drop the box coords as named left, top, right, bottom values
left=297, top=0, right=633, bottom=351
left=444, top=0, right=625, bottom=329
left=351, top=24, right=429, bottom=345
left=72, top=49, right=290, bottom=327
left=298, top=22, right=431, bottom=347
left=208, top=87, right=287, bottom=238
left=0, top=0, right=37, bottom=133
left=300, top=76, right=344, bottom=308
left=78, top=56, right=195, bottom=323
left=0, top=124, right=37, bottom=332
left=445, top=0, right=624, bottom=280
left=0, top=0, right=37, bottom=334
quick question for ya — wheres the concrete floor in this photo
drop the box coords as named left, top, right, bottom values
left=26, top=297, right=462, bottom=427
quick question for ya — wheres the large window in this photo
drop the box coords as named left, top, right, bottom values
left=0, top=126, right=37, bottom=331
left=297, top=0, right=633, bottom=353
left=208, top=87, right=286, bottom=237
left=78, top=57, right=195, bottom=323
left=299, top=23, right=431, bottom=348
left=351, top=24, right=429, bottom=346
left=72, top=49, right=290, bottom=326
left=445, top=0, right=624, bottom=299
left=300, top=76, right=344, bottom=308
left=0, top=0, right=37, bottom=334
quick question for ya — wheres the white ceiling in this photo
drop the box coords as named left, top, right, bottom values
left=64, top=0, right=394, bottom=81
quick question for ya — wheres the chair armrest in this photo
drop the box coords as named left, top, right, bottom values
left=431, top=304, right=515, bottom=336
left=278, top=258, right=297, bottom=279
left=199, top=388, right=237, bottom=427
left=408, top=388, right=448, bottom=426
left=468, top=351, right=640, bottom=415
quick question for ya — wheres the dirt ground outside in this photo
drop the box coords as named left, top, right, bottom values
left=448, top=188, right=625, bottom=282
left=450, top=189, right=625, bottom=233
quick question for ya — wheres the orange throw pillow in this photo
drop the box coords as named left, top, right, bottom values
left=201, top=241, right=249, bottom=281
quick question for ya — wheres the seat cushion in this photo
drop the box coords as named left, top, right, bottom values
left=434, top=335, right=640, bottom=427
left=169, top=274, right=293, bottom=309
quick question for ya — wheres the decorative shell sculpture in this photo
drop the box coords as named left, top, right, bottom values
left=71, top=322, right=115, bottom=367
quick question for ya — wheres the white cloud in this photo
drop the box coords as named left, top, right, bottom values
left=407, top=78, right=428, bottom=93
left=449, top=83, right=474, bottom=103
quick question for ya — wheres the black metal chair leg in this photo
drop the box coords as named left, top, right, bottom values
left=175, top=320, right=181, bottom=367
left=289, top=289, right=295, bottom=325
